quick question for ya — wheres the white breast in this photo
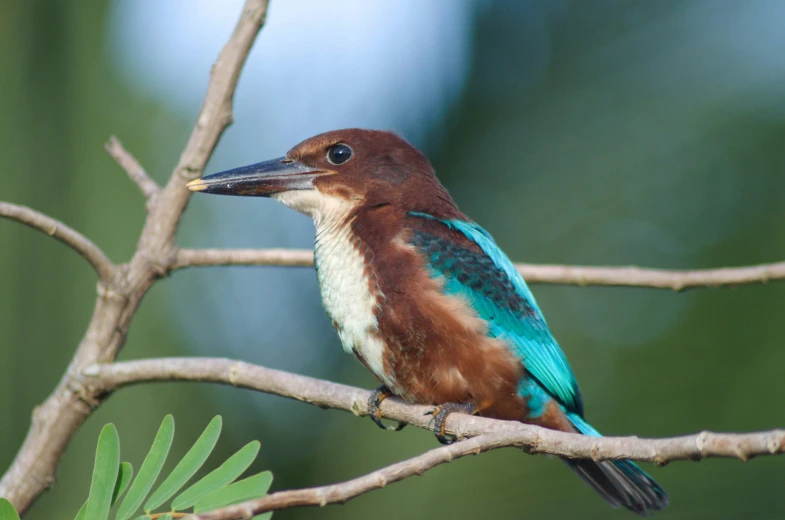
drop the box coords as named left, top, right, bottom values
left=314, top=220, right=392, bottom=388
left=272, top=189, right=395, bottom=389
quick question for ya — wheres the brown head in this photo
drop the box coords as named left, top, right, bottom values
left=187, top=129, right=461, bottom=224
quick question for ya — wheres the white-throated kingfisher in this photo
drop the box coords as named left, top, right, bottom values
left=188, top=129, right=669, bottom=515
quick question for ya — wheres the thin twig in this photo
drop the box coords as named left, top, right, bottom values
left=0, top=201, right=115, bottom=280
left=174, top=247, right=314, bottom=269
left=187, top=433, right=507, bottom=520
left=171, top=247, right=785, bottom=291
left=0, top=1, right=269, bottom=513
left=105, top=136, right=160, bottom=202
left=87, top=357, right=785, bottom=463
left=190, top=416, right=785, bottom=520
left=517, top=262, right=785, bottom=290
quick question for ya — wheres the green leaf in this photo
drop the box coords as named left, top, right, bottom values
left=0, top=499, right=21, bottom=520
left=86, top=424, right=121, bottom=520
left=112, top=462, right=133, bottom=506
left=171, top=441, right=260, bottom=511
left=193, top=471, right=273, bottom=513
left=144, top=416, right=222, bottom=512
left=77, top=459, right=129, bottom=520
left=115, top=415, right=175, bottom=520
left=254, top=513, right=273, bottom=520
left=73, top=502, right=87, bottom=520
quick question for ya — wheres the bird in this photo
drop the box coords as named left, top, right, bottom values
left=187, top=128, right=669, bottom=515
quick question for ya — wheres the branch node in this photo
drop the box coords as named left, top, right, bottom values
left=318, top=490, right=329, bottom=507
left=350, top=390, right=366, bottom=417
left=65, top=377, right=101, bottom=411
left=81, top=364, right=101, bottom=377
left=96, top=280, right=127, bottom=303
left=768, top=434, right=783, bottom=454
left=695, top=430, right=710, bottom=459
left=590, top=441, right=601, bottom=461
left=228, top=364, right=241, bottom=387
left=179, top=165, right=202, bottom=183
left=524, top=431, right=542, bottom=455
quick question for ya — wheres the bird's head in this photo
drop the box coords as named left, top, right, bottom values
left=187, top=128, right=458, bottom=223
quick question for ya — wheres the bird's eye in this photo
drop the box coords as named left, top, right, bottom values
left=326, top=143, right=353, bottom=165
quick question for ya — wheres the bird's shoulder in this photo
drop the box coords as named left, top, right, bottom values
left=405, top=211, right=584, bottom=415
left=405, top=215, right=536, bottom=318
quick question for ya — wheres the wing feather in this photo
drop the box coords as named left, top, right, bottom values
left=409, top=212, right=583, bottom=415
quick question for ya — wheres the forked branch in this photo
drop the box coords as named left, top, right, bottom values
left=188, top=418, right=784, bottom=520
left=87, top=357, right=784, bottom=519
left=88, top=357, right=785, bottom=463
left=187, top=433, right=518, bottom=520
left=0, top=0, right=270, bottom=513
left=3, top=0, right=784, bottom=517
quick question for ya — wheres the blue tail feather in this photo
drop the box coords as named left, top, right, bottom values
left=565, top=413, right=669, bottom=516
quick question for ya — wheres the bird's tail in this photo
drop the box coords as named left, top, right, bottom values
left=564, top=413, right=669, bottom=516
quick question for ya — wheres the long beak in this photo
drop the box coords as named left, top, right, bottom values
left=187, top=157, right=325, bottom=196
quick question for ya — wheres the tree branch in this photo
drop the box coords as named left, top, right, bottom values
left=0, top=1, right=269, bottom=512
left=84, top=356, right=784, bottom=519
left=174, top=247, right=314, bottom=269
left=2, top=0, right=782, bottom=515
left=0, top=201, right=115, bottom=280
left=171, top=247, right=785, bottom=290
left=517, top=262, right=785, bottom=290
left=186, top=433, right=516, bottom=520
left=87, top=357, right=785, bottom=463
left=105, top=136, right=160, bottom=203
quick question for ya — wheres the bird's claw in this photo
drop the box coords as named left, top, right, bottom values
left=427, top=402, right=477, bottom=444
left=368, top=385, right=407, bottom=432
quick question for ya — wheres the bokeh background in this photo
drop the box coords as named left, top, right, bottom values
left=2, top=1, right=785, bottom=518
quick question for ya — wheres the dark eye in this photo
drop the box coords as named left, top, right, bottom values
left=327, top=143, right=352, bottom=165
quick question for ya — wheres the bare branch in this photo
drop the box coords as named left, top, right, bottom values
left=189, top=415, right=785, bottom=520
left=171, top=247, right=785, bottom=291
left=0, top=201, right=115, bottom=280
left=158, top=0, right=270, bottom=241
left=85, top=356, right=784, bottom=520
left=174, top=247, right=314, bottom=269
left=88, top=357, right=785, bottom=464
left=2, top=0, right=782, bottom=515
left=518, top=262, right=785, bottom=291
left=187, top=433, right=511, bottom=520
left=105, top=136, right=160, bottom=202
left=0, top=1, right=269, bottom=512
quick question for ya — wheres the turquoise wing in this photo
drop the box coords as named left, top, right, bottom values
left=409, top=212, right=583, bottom=415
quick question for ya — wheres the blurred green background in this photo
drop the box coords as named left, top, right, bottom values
left=2, top=1, right=784, bottom=518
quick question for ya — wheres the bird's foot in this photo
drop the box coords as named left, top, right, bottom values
left=367, top=385, right=407, bottom=432
left=425, top=402, right=478, bottom=444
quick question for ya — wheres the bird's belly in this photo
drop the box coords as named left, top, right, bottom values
left=314, top=225, right=394, bottom=389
